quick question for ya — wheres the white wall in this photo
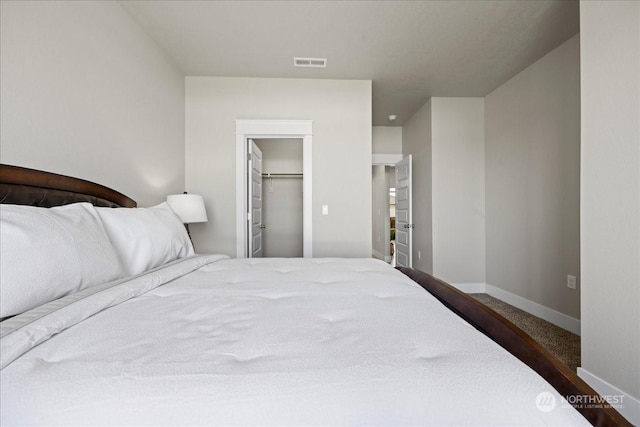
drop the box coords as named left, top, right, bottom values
left=186, top=77, right=372, bottom=257
left=373, top=126, right=402, bottom=154
left=432, top=98, right=485, bottom=285
left=402, top=101, right=433, bottom=272
left=256, top=139, right=303, bottom=174
left=580, top=1, right=640, bottom=421
left=255, top=139, right=303, bottom=258
left=402, top=98, right=485, bottom=280
left=485, top=35, right=581, bottom=319
left=0, top=1, right=185, bottom=206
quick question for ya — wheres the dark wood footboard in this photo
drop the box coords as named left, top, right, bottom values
left=398, top=267, right=632, bottom=427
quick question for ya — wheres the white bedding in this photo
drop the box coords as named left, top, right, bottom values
left=0, top=256, right=588, bottom=426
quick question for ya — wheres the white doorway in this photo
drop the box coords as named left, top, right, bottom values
left=235, top=120, right=313, bottom=258
left=372, top=154, right=412, bottom=267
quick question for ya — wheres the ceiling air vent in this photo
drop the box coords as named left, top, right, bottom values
left=294, top=57, right=327, bottom=68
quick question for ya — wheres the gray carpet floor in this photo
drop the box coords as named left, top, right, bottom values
left=469, top=293, right=581, bottom=372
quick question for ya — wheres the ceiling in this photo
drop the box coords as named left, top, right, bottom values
left=120, top=0, right=579, bottom=126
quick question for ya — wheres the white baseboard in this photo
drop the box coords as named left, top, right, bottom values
left=485, top=283, right=581, bottom=336
left=577, top=368, right=640, bottom=425
left=448, top=282, right=581, bottom=336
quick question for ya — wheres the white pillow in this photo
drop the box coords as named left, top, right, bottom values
left=96, top=202, right=194, bottom=276
left=0, top=203, right=125, bottom=318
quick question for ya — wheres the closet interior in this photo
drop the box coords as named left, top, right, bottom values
left=254, top=138, right=303, bottom=257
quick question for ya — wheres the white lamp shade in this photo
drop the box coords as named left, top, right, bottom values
left=166, top=194, right=208, bottom=224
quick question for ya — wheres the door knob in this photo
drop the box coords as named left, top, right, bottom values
left=259, top=224, right=266, bottom=229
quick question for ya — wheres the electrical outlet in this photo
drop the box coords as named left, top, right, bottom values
left=567, top=275, right=577, bottom=290
left=418, top=250, right=421, bottom=260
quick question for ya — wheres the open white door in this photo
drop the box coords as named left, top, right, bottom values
left=248, top=139, right=264, bottom=257
left=394, top=155, right=412, bottom=267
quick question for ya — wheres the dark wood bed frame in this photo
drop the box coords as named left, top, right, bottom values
left=0, top=163, right=631, bottom=426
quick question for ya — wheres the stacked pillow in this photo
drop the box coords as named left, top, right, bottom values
left=0, top=202, right=194, bottom=318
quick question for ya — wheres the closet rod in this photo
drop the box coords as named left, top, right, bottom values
left=261, top=173, right=303, bottom=178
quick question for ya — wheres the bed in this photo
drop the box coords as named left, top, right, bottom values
left=0, top=164, right=631, bottom=426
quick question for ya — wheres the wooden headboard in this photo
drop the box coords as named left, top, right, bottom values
left=0, top=164, right=136, bottom=208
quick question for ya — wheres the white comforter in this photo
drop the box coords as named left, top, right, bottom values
left=1, top=256, right=588, bottom=426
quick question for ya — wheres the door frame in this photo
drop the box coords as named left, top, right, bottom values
left=236, top=119, right=313, bottom=258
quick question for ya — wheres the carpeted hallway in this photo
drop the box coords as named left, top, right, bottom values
left=470, top=293, right=581, bottom=372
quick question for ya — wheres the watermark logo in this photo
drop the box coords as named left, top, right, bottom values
left=563, top=394, right=625, bottom=410
left=536, top=391, right=557, bottom=412
left=536, top=391, right=625, bottom=412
